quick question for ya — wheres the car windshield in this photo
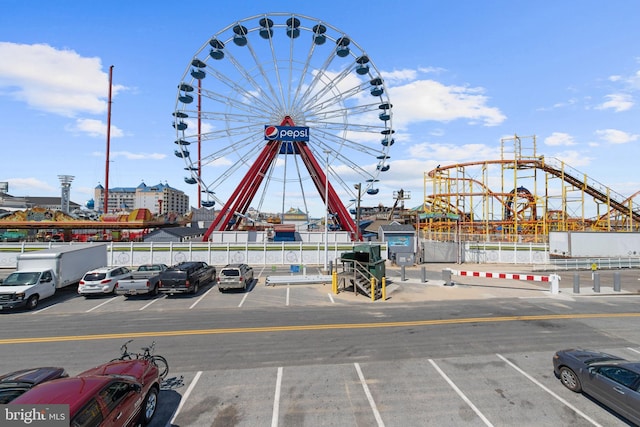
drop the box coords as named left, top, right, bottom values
left=83, top=273, right=106, bottom=281
left=2, top=272, right=40, bottom=286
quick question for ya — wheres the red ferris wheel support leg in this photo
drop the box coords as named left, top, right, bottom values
left=296, top=142, right=358, bottom=240
left=202, top=142, right=280, bottom=240
left=201, top=115, right=358, bottom=241
left=228, top=142, right=280, bottom=231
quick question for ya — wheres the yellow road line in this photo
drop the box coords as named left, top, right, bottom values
left=1, top=312, right=638, bottom=345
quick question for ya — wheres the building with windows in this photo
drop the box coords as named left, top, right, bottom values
left=94, top=182, right=189, bottom=215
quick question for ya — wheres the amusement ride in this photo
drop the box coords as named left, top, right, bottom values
left=172, top=13, right=394, bottom=241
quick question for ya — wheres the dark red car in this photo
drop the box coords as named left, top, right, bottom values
left=12, top=359, right=161, bottom=426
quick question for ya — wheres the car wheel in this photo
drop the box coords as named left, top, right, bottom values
left=559, top=367, right=582, bottom=392
left=151, top=285, right=158, bottom=296
left=26, top=295, right=39, bottom=310
left=193, top=282, right=199, bottom=294
left=139, top=386, right=159, bottom=425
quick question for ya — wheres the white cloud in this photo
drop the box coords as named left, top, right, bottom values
left=389, top=79, right=506, bottom=129
left=67, top=118, right=124, bottom=138
left=544, top=132, right=577, bottom=146
left=6, top=177, right=56, bottom=194
left=595, top=128, right=639, bottom=144
left=408, top=142, right=501, bottom=162
left=553, top=150, right=593, bottom=168
left=111, top=151, right=166, bottom=160
left=596, top=93, right=634, bottom=112
left=609, top=69, right=640, bottom=91
left=0, top=42, right=125, bottom=117
left=89, top=150, right=165, bottom=160
left=381, top=69, right=418, bottom=83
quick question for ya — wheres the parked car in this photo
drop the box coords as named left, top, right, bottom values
left=0, top=366, right=68, bottom=403
left=78, top=266, right=132, bottom=296
left=158, top=261, right=216, bottom=295
left=12, top=358, right=161, bottom=426
left=553, top=348, right=640, bottom=425
left=115, top=264, right=168, bottom=297
left=217, top=263, right=254, bottom=292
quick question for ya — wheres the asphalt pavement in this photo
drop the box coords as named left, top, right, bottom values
left=3, top=262, right=639, bottom=305
left=379, top=262, right=640, bottom=303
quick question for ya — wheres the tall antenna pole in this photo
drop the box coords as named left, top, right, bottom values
left=104, top=65, right=114, bottom=214
left=198, top=78, right=202, bottom=208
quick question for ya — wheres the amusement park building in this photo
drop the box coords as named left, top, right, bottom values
left=0, top=191, right=81, bottom=213
left=94, top=182, right=189, bottom=215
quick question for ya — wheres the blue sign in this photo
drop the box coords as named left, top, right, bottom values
left=264, top=125, right=309, bottom=142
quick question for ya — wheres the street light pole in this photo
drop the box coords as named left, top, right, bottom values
left=354, top=183, right=361, bottom=241
left=324, top=150, right=330, bottom=272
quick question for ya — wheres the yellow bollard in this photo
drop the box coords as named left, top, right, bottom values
left=382, top=277, right=386, bottom=301
left=332, top=270, right=338, bottom=294
left=371, top=277, right=376, bottom=302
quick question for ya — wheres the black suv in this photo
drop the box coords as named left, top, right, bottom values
left=157, top=261, right=216, bottom=295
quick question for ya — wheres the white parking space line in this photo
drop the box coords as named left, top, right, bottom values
left=139, top=295, right=164, bottom=311
left=354, top=363, right=385, bottom=427
left=85, top=296, right=118, bottom=313
left=271, top=367, right=283, bottom=427
left=258, top=266, right=268, bottom=276
left=628, top=347, right=640, bottom=355
left=166, top=370, right=202, bottom=427
left=286, top=287, right=290, bottom=306
left=327, top=293, right=335, bottom=303
left=189, top=286, right=215, bottom=309
left=34, top=304, right=55, bottom=313
left=238, top=293, right=249, bottom=308
left=428, top=359, right=494, bottom=427
left=496, top=354, right=604, bottom=427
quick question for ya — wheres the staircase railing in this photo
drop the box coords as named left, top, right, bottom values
left=338, top=258, right=380, bottom=299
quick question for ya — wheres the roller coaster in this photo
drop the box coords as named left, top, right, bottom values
left=419, top=135, right=640, bottom=243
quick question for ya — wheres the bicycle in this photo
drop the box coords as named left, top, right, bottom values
left=111, top=339, right=169, bottom=380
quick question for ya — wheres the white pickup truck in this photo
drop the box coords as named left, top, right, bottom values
left=114, top=264, right=168, bottom=297
left=0, top=269, right=58, bottom=310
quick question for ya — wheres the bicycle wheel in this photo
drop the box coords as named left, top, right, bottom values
left=151, top=355, right=169, bottom=380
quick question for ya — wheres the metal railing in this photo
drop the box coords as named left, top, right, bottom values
left=533, top=257, right=640, bottom=272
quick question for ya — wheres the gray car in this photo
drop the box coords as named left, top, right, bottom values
left=553, top=348, right=640, bottom=425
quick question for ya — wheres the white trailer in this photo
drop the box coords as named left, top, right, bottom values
left=16, top=244, right=108, bottom=288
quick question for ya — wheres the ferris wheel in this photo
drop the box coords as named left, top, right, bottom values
left=172, top=12, right=394, bottom=239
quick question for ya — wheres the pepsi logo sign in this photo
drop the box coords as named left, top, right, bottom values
left=264, top=126, right=279, bottom=140
left=264, top=125, right=310, bottom=142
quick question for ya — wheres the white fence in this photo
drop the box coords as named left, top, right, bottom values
left=0, top=240, right=555, bottom=269
left=0, top=242, right=384, bottom=269
left=464, top=241, right=550, bottom=264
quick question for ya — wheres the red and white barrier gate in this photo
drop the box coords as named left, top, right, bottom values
left=446, top=269, right=560, bottom=294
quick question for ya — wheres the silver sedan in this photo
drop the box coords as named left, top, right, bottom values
left=553, top=348, right=640, bottom=425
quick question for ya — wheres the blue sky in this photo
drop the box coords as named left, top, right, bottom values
left=1, top=1, right=639, bottom=218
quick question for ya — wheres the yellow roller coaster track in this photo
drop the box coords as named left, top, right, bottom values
left=420, top=135, right=640, bottom=243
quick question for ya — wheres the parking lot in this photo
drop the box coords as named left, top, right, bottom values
left=154, top=346, right=640, bottom=426
left=2, top=264, right=640, bottom=426
left=4, top=262, right=638, bottom=316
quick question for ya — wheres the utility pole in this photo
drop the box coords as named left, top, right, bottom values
left=104, top=65, right=114, bottom=214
